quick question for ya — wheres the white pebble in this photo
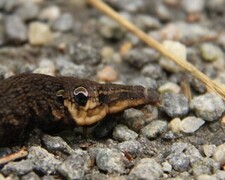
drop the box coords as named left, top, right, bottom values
left=28, top=22, right=53, bottom=45
left=179, top=116, right=205, bottom=133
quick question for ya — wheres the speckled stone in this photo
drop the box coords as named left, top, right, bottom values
left=21, top=172, right=40, bottom=180
left=28, top=146, right=61, bottom=174
left=57, top=150, right=91, bottom=180
left=113, top=124, right=138, bottom=141
left=96, top=148, right=125, bottom=173
left=203, top=144, right=216, bottom=157
left=1, top=160, right=34, bottom=176
left=190, top=93, right=225, bottom=121
left=161, top=92, right=189, bottom=117
left=128, top=158, right=163, bottom=180
left=42, top=134, right=75, bottom=154
left=140, top=120, right=168, bottom=139
left=118, top=140, right=142, bottom=156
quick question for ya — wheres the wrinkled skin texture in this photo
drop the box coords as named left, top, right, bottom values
left=0, top=73, right=160, bottom=146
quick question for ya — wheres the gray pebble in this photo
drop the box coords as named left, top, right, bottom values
left=129, top=76, right=157, bottom=89
left=142, top=64, right=163, bottom=79
left=96, top=148, right=125, bottom=173
left=168, top=152, right=190, bottom=172
left=197, top=174, right=217, bottom=180
left=181, top=0, right=205, bottom=13
left=162, top=161, right=172, bottom=173
left=134, top=14, right=161, bottom=30
left=99, top=16, right=126, bottom=40
left=179, top=116, right=205, bottom=133
left=1, top=159, right=34, bottom=176
left=55, top=55, right=92, bottom=78
left=216, top=170, right=225, bottom=180
left=57, top=150, right=91, bottom=180
left=106, top=0, right=146, bottom=13
left=52, top=13, right=74, bottom=32
left=190, top=93, right=225, bottom=121
left=161, top=92, right=189, bottom=117
left=118, top=140, right=142, bottom=156
left=123, top=48, right=159, bottom=69
left=4, top=15, right=27, bottom=44
left=123, top=108, right=146, bottom=132
left=15, top=2, right=40, bottom=21
left=140, top=120, right=168, bottom=139
left=200, top=43, right=223, bottom=62
left=128, top=158, right=163, bottom=180
left=113, top=124, right=138, bottom=141
left=68, top=43, right=102, bottom=65
left=21, top=172, right=40, bottom=180
left=28, top=146, right=61, bottom=174
left=42, top=134, right=75, bottom=154
left=0, top=0, right=18, bottom=12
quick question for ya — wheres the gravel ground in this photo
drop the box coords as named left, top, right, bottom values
left=0, top=0, right=225, bottom=179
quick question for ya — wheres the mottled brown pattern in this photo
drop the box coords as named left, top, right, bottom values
left=0, top=73, right=160, bottom=146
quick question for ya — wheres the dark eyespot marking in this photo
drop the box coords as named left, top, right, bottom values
left=56, top=89, right=65, bottom=104
left=74, top=87, right=89, bottom=106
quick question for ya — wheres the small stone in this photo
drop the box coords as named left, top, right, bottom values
left=213, top=143, right=225, bottom=165
left=158, top=82, right=181, bottom=94
left=123, top=48, right=159, bottom=69
left=134, top=14, right=161, bottom=30
left=4, top=15, right=27, bottom=44
left=28, top=22, right=53, bottom=45
left=15, top=2, right=40, bottom=21
left=162, top=161, right=172, bottom=173
left=179, top=116, right=205, bottom=133
left=101, top=46, right=115, bottom=60
left=42, top=134, right=75, bottom=154
left=57, top=150, right=91, bottom=180
left=33, top=58, right=56, bottom=76
left=169, top=118, right=181, bottom=133
left=123, top=108, right=146, bottom=132
left=203, top=144, right=216, bottom=157
left=200, top=43, right=223, bottom=62
left=68, top=43, right=102, bottom=65
left=52, top=13, right=74, bottom=32
left=141, top=64, right=163, bottom=79
left=216, top=170, right=225, bottom=180
left=1, top=160, right=34, bottom=176
left=99, top=16, right=126, bottom=40
left=28, top=146, right=61, bottom=174
left=190, top=93, right=225, bottom=121
left=140, top=120, right=168, bottom=139
left=161, top=92, right=189, bottom=117
left=197, top=174, right=217, bottom=180
left=96, top=148, right=125, bottom=173
left=159, top=40, right=187, bottom=73
left=118, top=140, right=142, bottom=156
left=129, top=76, right=157, bottom=89
left=113, top=124, right=138, bottom=141
left=21, top=172, right=40, bottom=180
left=168, top=152, right=190, bottom=172
left=97, top=66, right=118, bottom=82
left=128, top=158, right=163, bottom=180
left=39, top=5, right=61, bottom=21
left=181, top=0, right=205, bottom=13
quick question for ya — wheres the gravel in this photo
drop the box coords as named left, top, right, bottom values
left=190, top=93, right=225, bottom=121
left=128, top=158, right=163, bottom=180
left=161, top=92, right=189, bottom=117
left=0, top=0, right=225, bottom=179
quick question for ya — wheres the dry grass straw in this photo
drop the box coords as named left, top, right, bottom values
left=88, top=0, right=225, bottom=101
